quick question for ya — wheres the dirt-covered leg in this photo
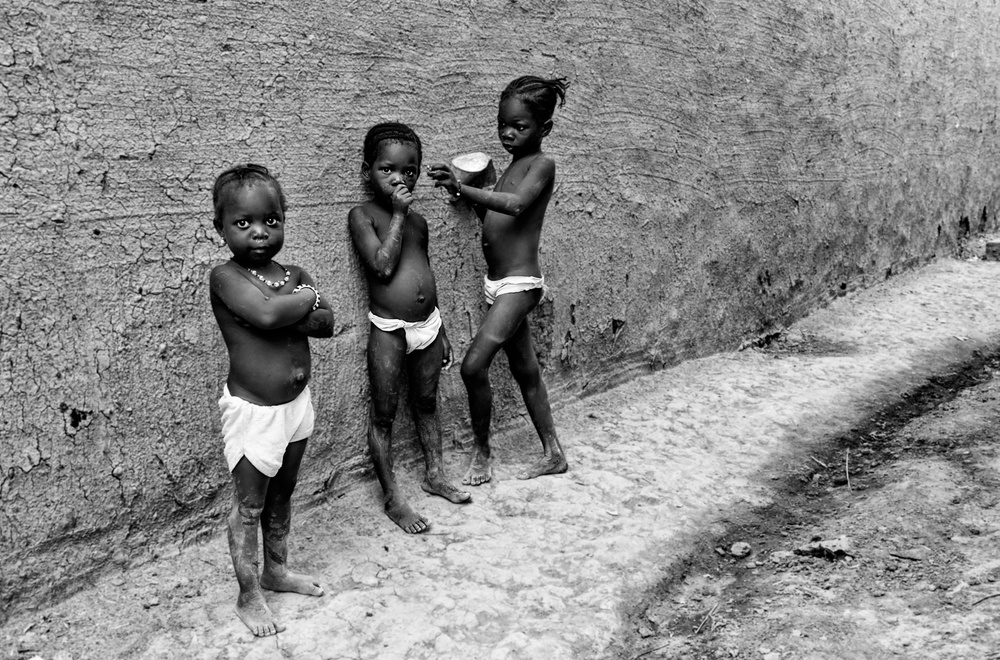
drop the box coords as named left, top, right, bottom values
left=407, top=335, right=471, bottom=503
left=259, top=439, right=324, bottom=596
left=460, top=291, right=538, bottom=485
left=502, top=300, right=568, bottom=480
left=368, top=326, right=429, bottom=533
left=229, top=459, right=285, bottom=636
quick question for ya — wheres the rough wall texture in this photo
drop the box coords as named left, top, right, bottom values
left=2, top=0, right=999, bottom=616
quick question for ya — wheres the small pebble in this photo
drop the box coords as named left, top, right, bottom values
left=730, top=542, right=752, bottom=558
left=17, top=632, right=42, bottom=653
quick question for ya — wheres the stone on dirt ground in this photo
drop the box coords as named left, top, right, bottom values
left=5, top=258, right=1000, bottom=660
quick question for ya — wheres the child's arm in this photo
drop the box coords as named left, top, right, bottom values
left=421, top=234, right=452, bottom=368
left=292, top=269, right=334, bottom=338
left=210, top=266, right=318, bottom=330
left=427, top=158, right=554, bottom=218
left=348, top=187, right=411, bottom=280
left=439, top=323, right=453, bottom=370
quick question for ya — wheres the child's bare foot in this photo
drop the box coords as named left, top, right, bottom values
left=421, top=475, right=472, bottom=504
left=462, top=448, right=493, bottom=486
left=516, top=452, right=568, bottom=480
left=385, top=493, right=429, bottom=533
left=236, top=590, right=286, bottom=637
left=260, top=569, right=324, bottom=596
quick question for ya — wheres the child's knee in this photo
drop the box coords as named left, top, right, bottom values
left=460, top=356, right=487, bottom=385
left=369, top=399, right=398, bottom=428
left=410, top=392, right=437, bottom=415
left=509, top=356, right=540, bottom=385
left=234, top=499, right=264, bottom=524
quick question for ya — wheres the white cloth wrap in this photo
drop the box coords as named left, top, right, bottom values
left=483, top=275, right=545, bottom=305
left=367, top=306, right=442, bottom=353
left=219, top=384, right=314, bottom=477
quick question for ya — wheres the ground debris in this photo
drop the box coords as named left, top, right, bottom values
left=729, top=542, right=752, bottom=558
left=769, top=550, right=796, bottom=563
left=889, top=546, right=929, bottom=561
left=793, top=536, right=853, bottom=560
left=17, top=632, right=43, bottom=653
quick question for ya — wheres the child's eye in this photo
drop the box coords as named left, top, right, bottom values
left=266, top=217, right=280, bottom=226
left=236, top=220, right=250, bottom=228
left=380, top=167, right=391, bottom=174
left=404, top=169, right=416, bottom=178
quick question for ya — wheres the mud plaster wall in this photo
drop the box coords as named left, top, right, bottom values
left=2, top=0, right=999, bottom=614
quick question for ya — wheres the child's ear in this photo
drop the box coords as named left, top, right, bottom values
left=541, top=120, right=553, bottom=137
left=360, top=161, right=371, bottom=181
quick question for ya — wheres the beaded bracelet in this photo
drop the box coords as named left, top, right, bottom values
left=292, top=284, right=321, bottom=312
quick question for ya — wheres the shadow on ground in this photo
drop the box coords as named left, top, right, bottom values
left=618, top=347, right=1000, bottom=660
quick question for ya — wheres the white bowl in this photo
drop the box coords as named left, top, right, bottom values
left=451, top=152, right=491, bottom=175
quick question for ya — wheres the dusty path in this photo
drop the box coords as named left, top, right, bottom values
left=5, top=258, right=1000, bottom=660
left=622, top=352, right=1000, bottom=659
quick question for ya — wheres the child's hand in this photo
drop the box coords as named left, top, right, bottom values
left=426, top=163, right=459, bottom=196
left=391, top=183, right=413, bottom=215
left=441, top=332, right=453, bottom=370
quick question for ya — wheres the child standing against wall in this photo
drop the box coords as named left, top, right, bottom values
left=427, top=76, right=570, bottom=486
left=349, top=123, right=471, bottom=534
left=210, top=164, right=332, bottom=636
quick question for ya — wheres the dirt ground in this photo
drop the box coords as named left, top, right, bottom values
left=619, top=345, right=1000, bottom=660
left=5, top=249, right=1000, bottom=659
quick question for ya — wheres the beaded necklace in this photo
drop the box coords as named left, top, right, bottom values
left=246, top=261, right=290, bottom=288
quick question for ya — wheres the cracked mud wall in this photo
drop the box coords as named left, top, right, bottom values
left=2, top=0, right=999, bottom=615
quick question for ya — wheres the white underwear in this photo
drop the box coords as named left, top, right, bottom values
left=483, top=275, right=545, bottom=305
left=368, top=306, right=442, bottom=353
left=219, top=385, right=314, bottom=477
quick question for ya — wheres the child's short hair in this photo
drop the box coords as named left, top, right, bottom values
left=363, top=122, right=423, bottom=168
left=500, top=76, right=569, bottom=123
left=212, top=163, right=287, bottom=227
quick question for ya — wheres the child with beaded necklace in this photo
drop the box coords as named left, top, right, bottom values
left=209, top=164, right=332, bottom=636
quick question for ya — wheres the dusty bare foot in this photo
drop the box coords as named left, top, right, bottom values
left=260, top=570, right=324, bottom=596
left=385, top=493, right=429, bottom=534
left=421, top=475, right=472, bottom=504
left=462, top=448, right=493, bottom=486
left=235, top=590, right=286, bottom=637
left=516, top=452, right=568, bottom=480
